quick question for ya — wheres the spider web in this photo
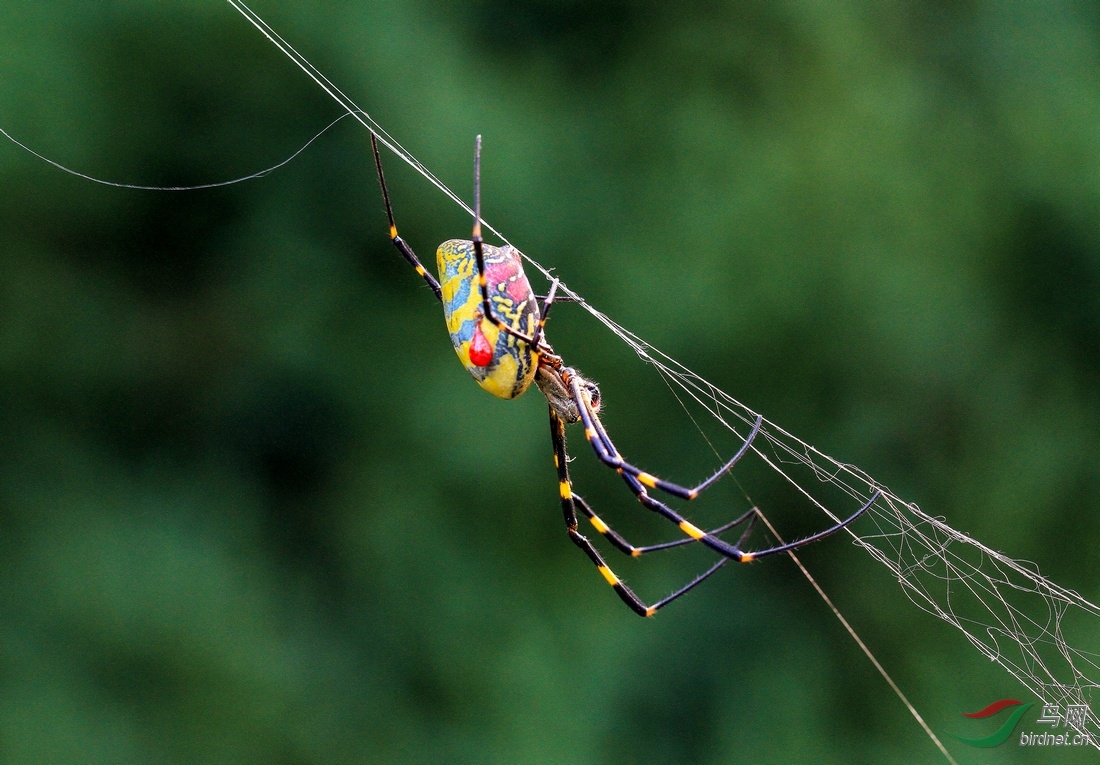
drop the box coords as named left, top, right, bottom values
left=8, top=0, right=1090, bottom=752
left=220, top=0, right=1100, bottom=747
left=534, top=298, right=1100, bottom=748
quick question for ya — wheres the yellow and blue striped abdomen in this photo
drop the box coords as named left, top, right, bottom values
left=437, top=239, right=539, bottom=399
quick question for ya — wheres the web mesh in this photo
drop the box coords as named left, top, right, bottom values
left=537, top=300, right=1100, bottom=749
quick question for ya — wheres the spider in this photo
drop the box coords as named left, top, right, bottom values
left=370, top=134, right=879, bottom=617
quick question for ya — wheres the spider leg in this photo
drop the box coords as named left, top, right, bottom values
left=587, top=396, right=764, bottom=501
left=370, top=133, right=442, bottom=301
left=550, top=408, right=729, bottom=617
left=535, top=291, right=580, bottom=305
left=573, top=492, right=760, bottom=557
left=567, top=374, right=879, bottom=561
left=531, top=277, right=559, bottom=349
left=468, top=135, right=548, bottom=349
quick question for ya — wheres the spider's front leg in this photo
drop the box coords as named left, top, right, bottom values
left=370, top=133, right=443, bottom=301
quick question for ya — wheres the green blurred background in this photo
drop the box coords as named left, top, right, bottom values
left=1, top=1, right=1098, bottom=762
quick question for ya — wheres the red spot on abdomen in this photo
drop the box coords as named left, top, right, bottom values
left=470, top=322, right=493, bottom=367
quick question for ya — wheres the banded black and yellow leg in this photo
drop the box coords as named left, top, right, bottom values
left=627, top=461, right=876, bottom=562
left=574, top=493, right=768, bottom=609
left=617, top=445, right=877, bottom=562
left=467, top=135, right=546, bottom=349
left=550, top=409, right=648, bottom=615
left=370, top=133, right=443, bottom=302
left=567, top=374, right=879, bottom=561
left=530, top=277, right=560, bottom=349
left=550, top=409, right=735, bottom=616
left=573, top=492, right=762, bottom=558
left=581, top=385, right=765, bottom=501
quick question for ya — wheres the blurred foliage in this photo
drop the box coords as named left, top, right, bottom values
left=0, top=0, right=1098, bottom=762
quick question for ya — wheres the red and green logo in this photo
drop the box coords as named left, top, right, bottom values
left=949, top=699, right=1033, bottom=747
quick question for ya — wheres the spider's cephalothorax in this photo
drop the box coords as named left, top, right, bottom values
left=534, top=363, right=600, bottom=424
left=370, top=133, right=878, bottom=617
